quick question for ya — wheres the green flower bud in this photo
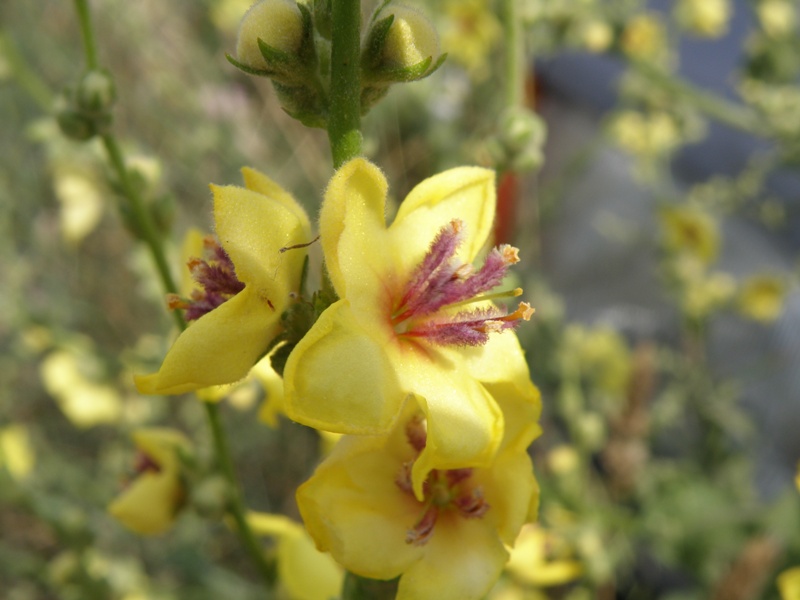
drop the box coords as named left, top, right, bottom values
left=76, top=69, right=116, bottom=115
left=236, top=0, right=305, bottom=71
left=54, top=92, right=100, bottom=141
left=381, top=6, right=440, bottom=70
left=191, top=475, right=231, bottom=520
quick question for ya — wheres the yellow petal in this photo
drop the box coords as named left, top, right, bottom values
left=107, top=471, right=182, bottom=535
left=212, top=182, right=310, bottom=291
left=135, top=287, right=281, bottom=395
left=397, top=516, right=508, bottom=600
left=284, top=300, right=405, bottom=434
left=247, top=512, right=344, bottom=600
left=779, top=566, right=800, bottom=600
left=178, top=228, right=207, bottom=296
left=296, top=435, right=422, bottom=580
left=402, top=358, right=503, bottom=499
left=320, top=158, right=391, bottom=300
left=132, top=428, right=190, bottom=470
left=461, top=333, right=539, bottom=407
left=241, top=167, right=311, bottom=232
left=391, top=166, right=496, bottom=267
left=0, top=425, right=35, bottom=480
left=252, top=354, right=286, bottom=428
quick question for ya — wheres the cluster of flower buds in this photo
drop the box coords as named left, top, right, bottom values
left=55, top=69, right=116, bottom=140
left=229, top=0, right=445, bottom=126
left=486, top=107, right=547, bottom=173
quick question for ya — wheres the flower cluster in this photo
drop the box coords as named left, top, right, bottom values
left=124, top=157, right=540, bottom=597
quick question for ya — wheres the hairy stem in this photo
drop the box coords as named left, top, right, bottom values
left=328, top=0, right=363, bottom=168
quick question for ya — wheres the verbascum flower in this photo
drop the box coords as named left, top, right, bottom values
left=297, top=392, right=540, bottom=600
left=135, top=167, right=311, bottom=395
left=247, top=512, right=344, bottom=600
left=659, top=204, right=720, bottom=264
left=778, top=566, right=800, bottom=600
left=108, top=428, right=190, bottom=535
left=284, top=158, right=537, bottom=495
left=737, top=273, right=787, bottom=323
left=504, top=524, right=583, bottom=588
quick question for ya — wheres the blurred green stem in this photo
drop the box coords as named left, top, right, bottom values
left=0, top=33, right=53, bottom=110
left=501, top=0, right=524, bottom=109
left=328, top=0, right=363, bottom=168
left=73, top=0, right=274, bottom=587
left=633, top=61, right=763, bottom=135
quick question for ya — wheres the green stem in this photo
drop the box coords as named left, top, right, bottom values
left=73, top=0, right=99, bottom=69
left=328, top=0, right=363, bottom=168
left=203, top=401, right=276, bottom=585
left=633, top=61, right=764, bottom=136
left=100, top=134, right=185, bottom=331
left=0, top=33, right=53, bottom=111
left=501, top=0, right=524, bottom=109
left=72, top=1, right=273, bottom=586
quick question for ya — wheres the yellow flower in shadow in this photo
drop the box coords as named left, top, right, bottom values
left=247, top=512, right=344, bottom=600
left=108, top=428, right=190, bottom=535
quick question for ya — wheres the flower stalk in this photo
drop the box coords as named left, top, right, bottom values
left=71, top=0, right=274, bottom=586
left=328, top=0, right=363, bottom=167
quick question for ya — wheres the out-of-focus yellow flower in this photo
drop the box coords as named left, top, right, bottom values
left=135, top=167, right=311, bottom=395
left=659, top=204, right=720, bottom=264
left=546, top=445, right=580, bottom=476
left=441, top=0, right=501, bottom=80
left=683, top=270, right=736, bottom=319
left=285, top=158, right=537, bottom=497
left=737, top=274, right=787, bottom=323
left=580, top=19, right=614, bottom=53
left=675, top=0, right=731, bottom=38
left=382, top=6, right=441, bottom=69
left=253, top=352, right=286, bottom=428
left=236, top=0, right=305, bottom=70
left=52, top=167, right=104, bottom=244
left=297, top=392, right=540, bottom=600
left=779, top=566, right=800, bottom=600
left=610, top=111, right=681, bottom=158
left=40, top=349, right=123, bottom=428
left=757, top=0, right=796, bottom=38
left=108, top=428, right=190, bottom=535
left=621, top=14, right=668, bottom=61
left=247, top=512, right=343, bottom=600
left=0, top=424, right=35, bottom=480
left=504, top=524, right=583, bottom=588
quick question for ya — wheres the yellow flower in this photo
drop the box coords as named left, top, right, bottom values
left=659, top=204, right=720, bottom=264
left=284, top=158, right=537, bottom=496
left=779, top=566, right=800, bottom=600
left=108, top=428, right=190, bottom=535
left=621, top=14, right=668, bottom=61
left=0, top=424, right=35, bottom=480
left=504, top=524, right=583, bottom=588
left=135, top=168, right=311, bottom=395
left=441, top=0, right=502, bottom=80
left=247, top=512, right=344, bottom=600
left=297, top=392, right=540, bottom=600
left=675, top=0, right=731, bottom=38
left=737, top=273, right=787, bottom=323
left=758, top=0, right=796, bottom=38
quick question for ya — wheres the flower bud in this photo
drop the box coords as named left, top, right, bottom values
left=236, top=0, right=305, bottom=71
left=381, top=6, right=440, bottom=69
left=76, top=69, right=116, bottom=115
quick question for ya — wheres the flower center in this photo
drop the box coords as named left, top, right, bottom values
left=395, top=415, right=490, bottom=546
left=167, top=235, right=246, bottom=321
left=391, top=219, right=533, bottom=347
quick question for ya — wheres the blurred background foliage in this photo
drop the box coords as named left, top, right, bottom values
left=1, top=0, right=799, bottom=599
